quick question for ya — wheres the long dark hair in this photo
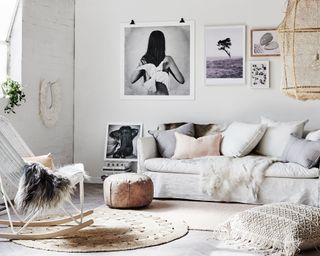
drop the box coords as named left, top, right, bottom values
left=142, top=30, right=165, bottom=66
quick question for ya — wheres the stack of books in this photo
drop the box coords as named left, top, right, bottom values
left=101, top=161, right=132, bottom=181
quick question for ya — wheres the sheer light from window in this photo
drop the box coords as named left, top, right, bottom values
left=0, top=43, right=7, bottom=86
left=0, top=0, right=19, bottom=90
left=0, top=0, right=18, bottom=41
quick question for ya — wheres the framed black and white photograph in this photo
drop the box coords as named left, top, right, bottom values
left=251, top=29, right=280, bottom=57
left=205, top=25, right=246, bottom=85
left=250, top=61, right=270, bottom=88
left=121, top=21, right=194, bottom=100
left=104, top=123, right=142, bottom=161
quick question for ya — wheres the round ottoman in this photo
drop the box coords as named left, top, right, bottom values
left=103, top=173, right=153, bottom=209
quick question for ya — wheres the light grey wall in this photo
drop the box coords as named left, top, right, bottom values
left=74, top=0, right=320, bottom=181
left=0, top=0, right=75, bottom=165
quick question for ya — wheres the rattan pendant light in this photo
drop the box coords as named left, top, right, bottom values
left=278, top=0, right=320, bottom=100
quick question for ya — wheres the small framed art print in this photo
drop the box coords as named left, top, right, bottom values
left=205, top=25, right=246, bottom=85
left=250, top=61, right=270, bottom=89
left=104, top=123, right=142, bottom=161
left=251, top=29, right=280, bottom=57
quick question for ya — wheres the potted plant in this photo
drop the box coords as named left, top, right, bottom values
left=1, top=78, right=26, bottom=114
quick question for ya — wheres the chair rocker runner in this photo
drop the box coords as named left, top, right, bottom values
left=0, top=116, right=93, bottom=240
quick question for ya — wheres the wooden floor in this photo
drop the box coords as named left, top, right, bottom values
left=0, top=184, right=318, bottom=256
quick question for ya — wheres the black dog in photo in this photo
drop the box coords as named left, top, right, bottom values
left=107, top=126, right=139, bottom=159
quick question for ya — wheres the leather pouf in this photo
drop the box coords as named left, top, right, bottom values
left=103, top=173, right=154, bottom=209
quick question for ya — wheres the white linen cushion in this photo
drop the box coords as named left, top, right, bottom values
left=144, top=156, right=319, bottom=178
left=213, top=203, right=320, bottom=255
left=255, top=117, right=308, bottom=158
left=172, top=132, right=221, bottom=159
left=221, top=122, right=267, bottom=157
left=306, top=129, right=320, bottom=141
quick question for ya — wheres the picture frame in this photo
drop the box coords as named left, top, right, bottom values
left=120, top=21, right=195, bottom=100
left=251, top=28, right=280, bottom=57
left=249, top=60, right=270, bottom=89
left=205, top=25, right=246, bottom=85
left=104, top=123, right=143, bottom=161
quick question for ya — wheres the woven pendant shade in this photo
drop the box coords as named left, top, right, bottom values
left=278, top=0, right=320, bottom=100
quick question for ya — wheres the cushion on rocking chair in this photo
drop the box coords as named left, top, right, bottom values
left=23, top=153, right=55, bottom=171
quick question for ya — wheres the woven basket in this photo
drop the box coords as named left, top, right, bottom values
left=278, top=0, right=320, bottom=101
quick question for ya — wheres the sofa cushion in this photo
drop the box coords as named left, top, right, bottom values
left=144, top=158, right=200, bottom=175
left=144, top=157, right=319, bottom=178
left=23, top=153, right=55, bottom=171
left=256, top=117, right=308, bottom=159
left=148, top=123, right=194, bottom=158
left=306, top=129, right=320, bottom=141
left=157, top=122, right=227, bottom=138
left=172, top=132, right=221, bottom=159
left=221, top=122, right=267, bottom=157
left=265, top=162, right=319, bottom=178
left=282, top=135, right=320, bottom=169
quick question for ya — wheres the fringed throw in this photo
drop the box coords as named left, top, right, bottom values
left=15, top=163, right=74, bottom=213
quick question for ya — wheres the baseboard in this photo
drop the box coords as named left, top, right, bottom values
left=85, top=176, right=103, bottom=184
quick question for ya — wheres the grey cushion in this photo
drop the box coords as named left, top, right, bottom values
left=148, top=123, right=194, bottom=158
left=157, top=122, right=227, bottom=138
left=282, top=135, right=320, bottom=168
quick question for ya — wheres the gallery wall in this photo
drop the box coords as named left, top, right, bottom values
left=74, top=0, right=320, bottom=181
left=0, top=0, right=75, bottom=165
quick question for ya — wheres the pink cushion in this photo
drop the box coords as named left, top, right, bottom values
left=172, top=132, right=222, bottom=159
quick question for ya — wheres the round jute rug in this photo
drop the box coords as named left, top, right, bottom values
left=12, top=208, right=188, bottom=252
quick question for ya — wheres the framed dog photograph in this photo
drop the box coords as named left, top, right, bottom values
left=104, top=123, right=142, bottom=161
left=205, top=25, right=246, bottom=85
left=250, top=60, right=270, bottom=88
left=251, top=29, right=280, bottom=57
left=120, top=21, right=194, bottom=100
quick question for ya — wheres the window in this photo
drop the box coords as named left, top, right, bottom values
left=0, top=0, right=20, bottom=97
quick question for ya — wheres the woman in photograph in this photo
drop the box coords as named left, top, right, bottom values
left=130, top=30, right=185, bottom=95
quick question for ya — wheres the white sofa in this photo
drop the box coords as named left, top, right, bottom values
left=137, top=136, right=320, bottom=207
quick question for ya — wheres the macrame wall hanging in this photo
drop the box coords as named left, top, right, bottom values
left=39, top=79, right=62, bottom=128
left=278, top=0, right=320, bottom=101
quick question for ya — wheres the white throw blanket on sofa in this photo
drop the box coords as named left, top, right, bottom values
left=199, top=156, right=275, bottom=202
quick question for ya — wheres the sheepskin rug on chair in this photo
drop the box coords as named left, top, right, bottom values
left=15, top=163, right=73, bottom=214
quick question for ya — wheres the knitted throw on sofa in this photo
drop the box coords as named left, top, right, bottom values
left=200, top=155, right=274, bottom=202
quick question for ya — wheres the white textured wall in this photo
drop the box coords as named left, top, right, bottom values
left=1, top=0, right=75, bottom=165
left=75, top=0, right=320, bottom=181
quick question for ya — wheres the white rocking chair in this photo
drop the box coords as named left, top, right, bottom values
left=0, top=116, right=93, bottom=240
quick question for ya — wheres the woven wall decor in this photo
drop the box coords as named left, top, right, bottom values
left=39, top=79, right=61, bottom=127
left=278, top=0, right=320, bottom=100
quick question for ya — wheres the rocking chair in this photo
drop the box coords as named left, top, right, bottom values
left=0, top=116, right=93, bottom=240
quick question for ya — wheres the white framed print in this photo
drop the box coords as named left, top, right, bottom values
left=104, top=123, right=142, bottom=161
left=250, top=61, right=270, bottom=89
left=120, top=21, right=194, bottom=100
left=205, top=25, right=246, bottom=85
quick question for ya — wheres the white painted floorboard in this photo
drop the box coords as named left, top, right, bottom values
left=0, top=184, right=319, bottom=256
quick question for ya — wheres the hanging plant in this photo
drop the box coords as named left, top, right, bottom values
left=1, top=78, right=26, bottom=114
